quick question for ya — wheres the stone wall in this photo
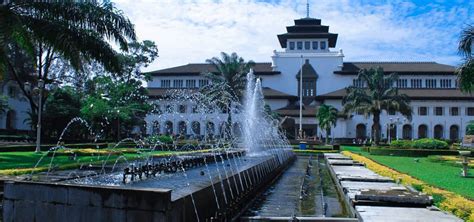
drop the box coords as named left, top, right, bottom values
left=2, top=152, right=295, bottom=222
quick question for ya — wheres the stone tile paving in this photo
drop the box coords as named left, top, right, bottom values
left=325, top=153, right=462, bottom=222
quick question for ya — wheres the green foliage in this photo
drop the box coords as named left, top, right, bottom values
left=343, top=146, right=474, bottom=199
left=81, top=76, right=151, bottom=139
left=0, top=1, right=136, bottom=74
left=456, top=24, right=474, bottom=92
left=391, top=139, right=449, bottom=149
left=264, top=104, right=280, bottom=120
left=0, top=95, right=9, bottom=114
left=342, top=67, right=412, bottom=145
left=201, top=52, right=255, bottom=138
left=146, top=135, right=173, bottom=144
left=317, top=104, right=338, bottom=144
left=412, top=138, right=449, bottom=149
left=43, top=86, right=82, bottom=139
left=466, top=120, right=474, bottom=135
left=390, top=140, right=413, bottom=149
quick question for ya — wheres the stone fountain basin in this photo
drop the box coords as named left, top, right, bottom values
left=3, top=151, right=295, bottom=222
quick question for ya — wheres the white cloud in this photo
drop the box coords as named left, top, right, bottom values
left=112, top=0, right=472, bottom=71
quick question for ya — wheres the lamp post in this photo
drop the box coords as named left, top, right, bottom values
left=24, top=79, right=45, bottom=153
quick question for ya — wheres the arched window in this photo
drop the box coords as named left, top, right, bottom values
left=178, top=121, right=187, bottom=135
left=6, top=110, right=16, bottom=130
left=165, top=121, right=173, bottom=135
left=206, top=122, right=215, bottom=135
left=434, top=125, right=443, bottom=139
left=402, top=124, right=412, bottom=139
left=449, top=125, right=459, bottom=141
left=418, top=125, right=428, bottom=138
left=356, top=124, right=366, bottom=139
left=152, top=121, right=160, bottom=134
left=191, top=121, right=200, bottom=135
left=233, top=122, right=242, bottom=137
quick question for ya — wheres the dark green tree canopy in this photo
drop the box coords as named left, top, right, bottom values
left=457, top=25, right=474, bottom=93
left=342, top=67, right=412, bottom=145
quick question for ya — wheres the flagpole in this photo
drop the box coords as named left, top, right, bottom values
left=299, top=55, right=303, bottom=139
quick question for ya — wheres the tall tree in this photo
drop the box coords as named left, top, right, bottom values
left=457, top=25, right=474, bottom=92
left=342, top=67, right=412, bottom=145
left=201, top=52, right=255, bottom=138
left=0, top=0, right=136, bottom=131
left=316, top=104, right=338, bottom=144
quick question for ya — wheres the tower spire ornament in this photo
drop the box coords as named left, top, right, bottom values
left=306, top=0, right=310, bottom=18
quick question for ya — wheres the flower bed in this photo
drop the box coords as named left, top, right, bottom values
left=342, top=151, right=474, bottom=221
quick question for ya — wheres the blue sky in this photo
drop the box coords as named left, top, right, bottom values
left=113, top=0, right=473, bottom=71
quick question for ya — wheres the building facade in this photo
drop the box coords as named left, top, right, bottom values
left=145, top=17, right=473, bottom=142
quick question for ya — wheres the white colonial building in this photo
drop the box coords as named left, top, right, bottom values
left=145, top=16, right=473, bottom=142
left=0, top=80, right=31, bottom=132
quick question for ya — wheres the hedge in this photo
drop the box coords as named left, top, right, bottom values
left=369, top=147, right=463, bottom=157
left=0, top=143, right=109, bottom=152
left=391, top=138, right=449, bottom=150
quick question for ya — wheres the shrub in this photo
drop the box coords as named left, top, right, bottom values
left=146, top=135, right=173, bottom=144
left=466, top=121, right=474, bottom=135
left=413, top=138, right=449, bottom=149
left=391, top=140, right=413, bottom=149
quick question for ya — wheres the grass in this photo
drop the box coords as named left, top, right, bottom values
left=341, top=146, right=474, bottom=199
left=0, top=149, right=211, bottom=175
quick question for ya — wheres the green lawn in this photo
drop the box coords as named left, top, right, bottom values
left=342, top=146, right=474, bottom=199
left=0, top=149, right=207, bottom=175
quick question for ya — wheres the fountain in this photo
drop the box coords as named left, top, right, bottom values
left=2, top=69, right=298, bottom=221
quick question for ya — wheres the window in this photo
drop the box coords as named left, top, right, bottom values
left=440, top=79, right=452, bottom=88
left=418, top=107, right=428, bottom=116
left=301, top=79, right=316, bottom=97
left=165, top=105, right=173, bottom=113
left=192, top=105, right=198, bottom=113
left=435, top=107, right=443, bottom=116
left=297, top=41, right=303, bottom=50
left=425, top=79, right=437, bottom=88
left=186, top=79, right=196, bottom=88
left=450, top=107, right=459, bottom=116
left=7, top=86, right=16, bottom=98
left=353, top=79, right=364, bottom=88
left=467, top=107, right=474, bottom=116
left=320, top=41, right=326, bottom=50
left=304, top=41, right=310, bottom=50
left=312, top=41, right=318, bottom=50
left=397, top=79, right=408, bottom=88
left=178, top=105, right=186, bottom=113
left=411, top=79, right=422, bottom=88
left=161, top=80, right=171, bottom=88
left=198, top=79, right=209, bottom=87
left=173, top=80, right=183, bottom=88
left=289, top=41, right=295, bottom=50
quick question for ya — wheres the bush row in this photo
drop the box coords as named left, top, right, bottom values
left=391, top=138, right=449, bottom=149
left=368, top=147, right=460, bottom=157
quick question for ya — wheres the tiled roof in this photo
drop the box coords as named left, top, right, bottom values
left=334, top=62, right=455, bottom=75
left=276, top=104, right=319, bottom=117
left=147, top=87, right=296, bottom=99
left=316, top=88, right=474, bottom=101
left=146, top=63, right=280, bottom=76
left=277, top=18, right=338, bottom=48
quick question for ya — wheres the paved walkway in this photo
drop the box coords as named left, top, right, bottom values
left=325, top=153, right=462, bottom=222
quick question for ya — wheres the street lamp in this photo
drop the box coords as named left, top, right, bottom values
left=24, top=79, right=44, bottom=152
left=388, top=117, right=406, bottom=144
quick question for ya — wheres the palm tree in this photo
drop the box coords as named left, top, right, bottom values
left=316, top=104, right=338, bottom=144
left=457, top=25, right=474, bottom=92
left=201, top=52, right=255, bottom=138
left=0, top=1, right=135, bottom=140
left=342, top=67, right=412, bottom=145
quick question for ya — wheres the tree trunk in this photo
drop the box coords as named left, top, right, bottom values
left=325, top=127, right=330, bottom=145
left=373, top=111, right=381, bottom=145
